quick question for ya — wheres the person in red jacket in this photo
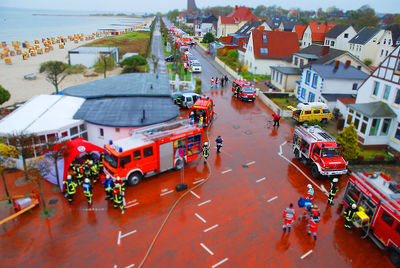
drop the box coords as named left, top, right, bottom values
left=307, top=216, right=320, bottom=241
left=283, top=203, right=296, bottom=232
left=272, top=113, right=281, bottom=127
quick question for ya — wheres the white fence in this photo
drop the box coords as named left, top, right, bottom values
left=256, top=89, right=293, bottom=117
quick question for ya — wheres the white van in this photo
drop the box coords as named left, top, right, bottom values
left=190, top=60, right=202, bottom=73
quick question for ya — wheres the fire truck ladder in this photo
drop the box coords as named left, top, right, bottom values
left=132, top=120, right=196, bottom=141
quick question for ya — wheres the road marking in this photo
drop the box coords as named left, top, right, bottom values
left=221, top=169, right=232, bottom=174
left=160, top=190, right=174, bottom=196
left=267, top=196, right=278, bottom=202
left=117, top=230, right=137, bottom=245
left=256, top=177, right=266, bottom=183
left=80, top=208, right=106, bottom=211
left=204, top=224, right=219, bottom=233
left=193, top=179, right=205, bottom=184
left=161, top=188, right=169, bottom=192
left=200, top=243, right=214, bottom=255
left=321, top=184, right=328, bottom=193
left=195, top=213, right=207, bottom=223
left=246, top=161, right=256, bottom=166
left=125, top=202, right=139, bottom=209
left=198, top=200, right=211, bottom=207
left=114, top=265, right=117, bottom=268
left=190, top=191, right=201, bottom=199
left=278, top=142, right=328, bottom=196
left=300, top=250, right=313, bottom=259
left=126, top=264, right=135, bottom=268
left=126, top=199, right=137, bottom=204
left=212, top=258, right=229, bottom=268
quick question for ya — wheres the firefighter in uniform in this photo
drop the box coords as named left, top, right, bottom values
left=344, top=203, right=357, bottom=230
left=307, top=216, right=320, bottom=241
left=113, top=183, right=125, bottom=212
left=103, top=174, right=114, bottom=201
left=83, top=160, right=91, bottom=183
left=176, top=95, right=183, bottom=108
left=82, top=178, right=93, bottom=205
left=282, top=203, right=296, bottom=232
left=328, top=178, right=339, bottom=205
left=202, top=142, right=210, bottom=163
left=97, top=154, right=104, bottom=175
left=63, top=175, right=77, bottom=204
left=76, top=164, right=84, bottom=185
left=90, top=160, right=99, bottom=184
left=306, top=184, right=314, bottom=201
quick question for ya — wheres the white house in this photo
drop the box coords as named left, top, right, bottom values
left=68, top=46, right=119, bottom=68
left=343, top=45, right=400, bottom=152
left=295, top=61, right=369, bottom=111
left=216, top=6, right=258, bottom=37
left=301, top=22, right=336, bottom=49
left=323, top=25, right=357, bottom=51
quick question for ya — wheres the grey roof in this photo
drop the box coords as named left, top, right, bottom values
left=68, top=46, right=118, bottom=54
left=282, top=21, right=302, bottom=32
left=284, top=44, right=345, bottom=64
left=73, top=97, right=179, bottom=127
left=386, top=24, right=400, bottom=46
left=349, top=28, right=380, bottom=45
left=63, top=73, right=171, bottom=99
left=294, top=53, right=320, bottom=59
left=325, top=25, right=351, bottom=38
left=202, top=14, right=218, bottom=23
left=270, top=66, right=301, bottom=75
left=347, top=102, right=396, bottom=118
left=321, top=93, right=354, bottom=102
left=235, top=20, right=267, bottom=36
left=312, top=62, right=369, bottom=80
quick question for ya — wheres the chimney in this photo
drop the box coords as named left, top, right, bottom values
left=334, top=60, right=340, bottom=70
left=345, top=60, right=351, bottom=68
left=259, top=26, right=265, bottom=30
left=321, top=45, right=330, bottom=56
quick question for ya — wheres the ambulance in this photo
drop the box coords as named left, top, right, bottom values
left=287, top=102, right=333, bottom=123
left=190, top=96, right=214, bottom=127
left=103, top=120, right=203, bottom=186
left=232, top=80, right=256, bottom=102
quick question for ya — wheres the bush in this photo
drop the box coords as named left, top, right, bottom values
left=195, top=78, right=202, bottom=94
left=227, top=50, right=238, bottom=61
left=120, top=55, right=147, bottom=73
left=0, top=85, right=10, bottom=105
left=336, top=124, right=361, bottom=160
left=65, top=64, right=86, bottom=75
left=202, top=32, right=215, bottom=44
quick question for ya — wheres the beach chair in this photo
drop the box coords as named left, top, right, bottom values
left=4, top=57, right=12, bottom=65
left=49, top=45, right=53, bottom=51
left=10, top=50, right=15, bottom=56
left=45, top=47, right=49, bottom=53
left=37, top=48, right=43, bottom=55
left=16, top=49, right=21, bottom=55
left=59, top=44, right=64, bottom=49
left=22, top=53, right=29, bottom=60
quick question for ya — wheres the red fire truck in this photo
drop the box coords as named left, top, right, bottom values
left=293, top=125, right=347, bottom=179
left=342, top=172, right=400, bottom=266
left=190, top=96, right=214, bottom=127
left=103, top=120, right=203, bottom=186
left=232, top=80, right=256, bottom=102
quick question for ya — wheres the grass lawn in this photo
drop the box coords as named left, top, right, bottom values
left=85, top=31, right=150, bottom=59
left=359, top=148, right=393, bottom=160
left=241, top=72, right=269, bottom=82
left=269, top=96, right=298, bottom=109
left=167, top=63, right=191, bottom=81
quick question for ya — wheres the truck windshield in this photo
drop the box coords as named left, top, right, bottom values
left=104, top=153, right=118, bottom=168
left=242, top=86, right=255, bottom=93
left=321, top=148, right=342, bottom=157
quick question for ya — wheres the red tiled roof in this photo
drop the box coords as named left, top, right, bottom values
left=294, top=25, right=307, bottom=40
left=220, top=6, right=257, bottom=24
left=309, top=22, right=336, bottom=42
left=251, top=29, right=299, bottom=59
left=337, top=97, right=356, bottom=104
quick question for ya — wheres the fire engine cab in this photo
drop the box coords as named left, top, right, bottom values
left=103, top=120, right=203, bottom=186
left=232, top=80, right=256, bottom=102
left=342, top=172, right=400, bottom=266
left=293, top=125, right=347, bottom=179
left=190, top=96, right=214, bottom=127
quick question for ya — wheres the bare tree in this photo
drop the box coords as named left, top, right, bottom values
left=39, top=61, right=68, bottom=94
left=95, top=54, right=115, bottom=78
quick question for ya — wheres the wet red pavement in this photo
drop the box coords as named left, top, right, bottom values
left=0, top=86, right=394, bottom=267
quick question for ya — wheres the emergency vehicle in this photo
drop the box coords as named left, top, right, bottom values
left=342, top=172, right=400, bottom=266
left=293, top=125, right=347, bottom=179
left=232, top=80, right=256, bottom=102
left=287, top=102, right=333, bottom=124
left=103, top=120, right=203, bottom=186
left=190, top=96, right=214, bottom=127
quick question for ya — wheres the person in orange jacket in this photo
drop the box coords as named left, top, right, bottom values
left=307, top=216, right=320, bottom=241
left=283, top=203, right=296, bottom=232
left=272, top=113, right=281, bottom=127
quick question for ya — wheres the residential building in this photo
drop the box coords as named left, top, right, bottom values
left=217, top=6, right=258, bottom=37
left=324, top=25, right=357, bottom=51
left=68, top=46, right=119, bottom=68
left=278, top=21, right=302, bottom=32
left=386, top=24, right=400, bottom=47
left=293, top=25, right=307, bottom=46
left=270, top=66, right=301, bottom=92
left=242, top=29, right=299, bottom=75
left=295, top=61, right=369, bottom=111
left=194, top=15, right=218, bottom=37
left=343, top=45, right=400, bottom=152
left=301, top=22, right=336, bottom=48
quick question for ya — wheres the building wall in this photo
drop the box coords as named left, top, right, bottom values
left=69, top=53, right=100, bottom=68
left=334, top=54, right=372, bottom=74
left=217, top=20, right=246, bottom=37
left=87, top=123, right=134, bottom=148
left=301, top=26, right=312, bottom=48
left=376, top=31, right=395, bottom=66
left=324, top=26, right=357, bottom=51
left=271, top=70, right=300, bottom=92
left=324, top=78, right=364, bottom=94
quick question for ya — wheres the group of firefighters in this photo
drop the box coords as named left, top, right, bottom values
left=282, top=178, right=356, bottom=241
left=62, top=153, right=127, bottom=213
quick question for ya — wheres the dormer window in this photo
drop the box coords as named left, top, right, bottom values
left=263, top=33, right=268, bottom=44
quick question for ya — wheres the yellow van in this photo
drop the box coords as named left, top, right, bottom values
left=287, top=102, right=333, bottom=123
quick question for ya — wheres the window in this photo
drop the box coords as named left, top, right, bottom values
left=99, top=128, right=104, bottom=137
left=383, top=85, right=391, bottom=100
left=397, top=61, right=400, bottom=72
left=38, top=135, right=46, bottom=144
left=396, top=123, right=400, bottom=140
left=369, top=119, right=381, bottom=136
left=115, top=128, right=120, bottom=133
left=304, top=110, right=311, bottom=115
left=120, top=155, right=131, bottom=167
left=79, top=124, right=86, bottom=132
left=262, top=33, right=268, bottom=44
left=382, top=211, right=394, bottom=227
left=312, top=74, right=318, bottom=88
left=61, top=131, right=68, bottom=138
left=313, top=109, right=321, bottom=114
left=70, top=126, right=78, bottom=136
left=308, top=92, right=315, bottom=102
left=360, top=122, right=367, bottom=134
left=300, top=59, right=304, bottom=67
left=260, top=47, right=268, bottom=54
left=344, top=33, right=349, bottom=38
left=313, top=146, right=321, bottom=156
left=188, top=134, right=201, bottom=156
left=305, top=70, right=311, bottom=85
left=386, top=50, right=388, bottom=56
left=279, top=73, right=282, bottom=84
left=331, top=40, right=335, bottom=46
left=381, top=49, right=384, bottom=56
left=354, top=118, right=360, bottom=129
left=380, top=119, right=391, bottom=136
left=352, top=83, right=358, bottom=90
left=373, top=81, right=380, bottom=96
left=347, top=114, right=353, bottom=124
left=323, top=109, right=330, bottom=114
left=395, top=89, right=400, bottom=105
left=143, top=147, right=153, bottom=157
left=301, top=88, right=306, bottom=98
left=81, top=132, right=88, bottom=140
left=133, top=150, right=141, bottom=160
left=47, top=133, right=57, bottom=143
left=294, top=57, right=298, bottom=65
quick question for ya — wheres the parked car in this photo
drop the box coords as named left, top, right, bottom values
left=171, top=91, right=201, bottom=109
left=165, top=55, right=175, bottom=62
left=189, top=60, right=202, bottom=73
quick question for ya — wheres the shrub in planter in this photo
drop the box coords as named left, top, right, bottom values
left=394, top=154, right=400, bottom=161
left=357, top=155, right=364, bottom=161
left=374, top=155, right=385, bottom=161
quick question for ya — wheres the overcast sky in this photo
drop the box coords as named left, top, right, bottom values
left=0, top=0, right=399, bottom=14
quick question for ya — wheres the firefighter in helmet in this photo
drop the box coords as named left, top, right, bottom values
left=306, top=184, right=314, bottom=201
left=63, top=175, right=77, bottom=204
left=344, top=203, right=357, bottom=230
left=328, top=178, right=339, bottom=205
left=202, top=142, right=210, bottom=164
left=82, top=178, right=93, bottom=205
left=90, top=160, right=99, bottom=184
left=103, top=174, right=114, bottom=202
left=113, top=183, right=125, bottom=213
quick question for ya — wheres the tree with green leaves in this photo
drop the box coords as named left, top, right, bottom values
left=364, top=59, right=373, bottom=66
left=120, top=55, right=147, bottom=73
left=39, top=61, right=68, bottom=94
left=0, top=85, right=11, bottom=106
left=167, top=9, right=180, bottom=22
left=336, top=124, right=361, bottom=160
left=94, top=54, right=115, bottom=78
left=202, top=32, right=215, bottom=44
left=0, top=142, right=18, bottom=203
left=151, top=54, right=159, bottom=73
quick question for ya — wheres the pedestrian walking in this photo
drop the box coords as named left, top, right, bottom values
left=215, top=135, right=223, bottom=153
left=83, top=160, right=91, bottom=183
left=221, top=76, right=224, bottom=87
left=104, top=174, right=115, bottom=202
left=307, top=216, right=320, bottom=241
left=344, top=203, right=357, bottom=230
left=210, top=77, right=214, bottom=88
left=113, top=184, right=125, bottom=213
left=224, top=75, right=229, bottom=86
left=283, top=203, right=296, bottom=232
left=63, top=175, right=77, bottom=204
left=306, top=184, right=314, bottom=201
left=82, top=178, right=93, bottom=205
left=328, top=178, right=339, bottom=205
left=202, top=142, right=210, bottom=163
left=215, top=77, right=219, bottom=88
left=272, top=113, right=281, bottom=127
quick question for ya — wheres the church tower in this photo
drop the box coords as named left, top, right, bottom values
left=187, top=0, right=197, bottom=11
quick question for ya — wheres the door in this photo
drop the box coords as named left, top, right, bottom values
left=159, top=142, right=173, bottom=172
left=174, top=138, right=187, bottom=165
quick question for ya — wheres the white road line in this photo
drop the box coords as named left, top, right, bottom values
left=278, top=142, right=328, bottom=196
left=161, top=188, right=169, bottom=192
left=256, top=177, right=266, bottom=183
left=267, top=196, right=278, bottom=202
left=195, top=213, right=206, bottom=223
left=204, top=224, right=219, bottom=233
left=190, top=191, right=201, bottom=199
left=200, top=243, right=214, bottom=255
left=114, top=265, right=117, bottom=268
left=117, top=231, right=122, bottom=245
left=160, top=190, right=174, bottom=196
left=125, top=264, right=135, bottom=268
left=246, top=161, right=256, bottom=166
left=321, top=184, right=328, bottom=193
left=198, top=200, right=211, bottom=207
left=212, top=258, right=229, bottom=268
left=193, top=179, right=205, bottom=184
left=126, top=199, right=137, bottom=204
left=300, top=250, right=313, bottom=259
left=221, top=169, right=232, bottom=174
left=125, top=202, right=139, bottom=209
left=120, top=230, right=137, bottom=239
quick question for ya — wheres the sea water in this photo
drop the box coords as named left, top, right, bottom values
left=0, top=7, right=145, bottom=44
